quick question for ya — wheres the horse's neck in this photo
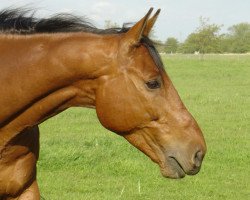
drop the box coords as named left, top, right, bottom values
left=0, top=32, right=117, bottom=90
left=0, top=33, right=119, bottom=144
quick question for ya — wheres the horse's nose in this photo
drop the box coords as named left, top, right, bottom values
left=186, top=150, right=205, bottom=175
left=193, top=150, right=204, bottom=168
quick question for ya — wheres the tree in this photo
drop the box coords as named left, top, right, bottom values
left=104, top=20, right=119, bottom=29
left=227, top=23, right=250, bottom=53
left=153, top=40, right=165, bottom=53
left=181, top=33, right=200, bottom=53
left=217, top=34, right=232, bottom=53
left=164, top=37, right=178, bottom=53
left=182, top=17, right=221, bottom=54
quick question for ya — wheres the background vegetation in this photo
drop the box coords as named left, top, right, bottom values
left=163, top=18, right=250, bottom=54
left=38, top=54, right=250, bottom=200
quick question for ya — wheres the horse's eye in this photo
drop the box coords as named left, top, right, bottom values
left=146, top=80, right=161, bottom=89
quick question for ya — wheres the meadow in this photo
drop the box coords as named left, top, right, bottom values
left=38, top=54, right=250, bottom=200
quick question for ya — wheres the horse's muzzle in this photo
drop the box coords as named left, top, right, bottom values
left=160, top=149, right=205, bottom=179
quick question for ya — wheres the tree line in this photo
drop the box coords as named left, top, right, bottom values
left=162, top=17, right=250, bottom=54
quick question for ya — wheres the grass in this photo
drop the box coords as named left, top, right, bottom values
left=38, top=54, right=250, bottom=200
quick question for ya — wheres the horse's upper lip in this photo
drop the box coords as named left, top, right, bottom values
left=169, top=156, right=186, bottom=176
left=169, top=156, right=186, bottom=173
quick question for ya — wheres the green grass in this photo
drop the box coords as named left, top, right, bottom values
left=38, top=54, right=250, bottom=200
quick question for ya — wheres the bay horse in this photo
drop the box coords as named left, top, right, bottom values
left=0, top=8, right=206, bottom=199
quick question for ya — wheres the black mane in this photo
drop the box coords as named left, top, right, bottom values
left=0, top=8, right=164, bottom=70
left=0, top=8, right=128, bottom=34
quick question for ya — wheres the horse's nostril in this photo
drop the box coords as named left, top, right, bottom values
left=193, top=150, right=204, bottom=168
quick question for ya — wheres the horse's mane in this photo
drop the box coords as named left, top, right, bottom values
left=0, top=8, right=129, bottom=34
left=0, top=8, right=164, bottom=70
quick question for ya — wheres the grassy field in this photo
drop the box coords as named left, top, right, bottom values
left=38, top=54, right=250, bottom=200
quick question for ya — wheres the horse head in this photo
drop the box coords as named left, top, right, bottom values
left=95, top=8, right=206, bottom=179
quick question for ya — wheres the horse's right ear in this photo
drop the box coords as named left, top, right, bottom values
left=143, top=9, right=161, bottom=36
left=122, top=8, right=153, bottom=50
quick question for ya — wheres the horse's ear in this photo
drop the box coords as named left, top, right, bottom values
left=143, top=9, right=161, bottom=36
left=123, top=8, right=153, bottom=47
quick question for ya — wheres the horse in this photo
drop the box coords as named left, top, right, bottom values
left=0, top=8, right=206, bottom=199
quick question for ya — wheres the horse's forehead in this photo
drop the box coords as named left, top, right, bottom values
left=131, top=45, right=160, bottom=75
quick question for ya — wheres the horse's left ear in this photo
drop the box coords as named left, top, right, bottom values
left=123, top=8, right=153, bottom=48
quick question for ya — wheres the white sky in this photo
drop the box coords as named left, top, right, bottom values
left=0, top=0, right=249, bottom=42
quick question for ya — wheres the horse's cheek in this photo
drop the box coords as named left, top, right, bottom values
left=95, top=83, right=144, bottom=133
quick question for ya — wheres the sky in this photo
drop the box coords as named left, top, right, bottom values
left=0, top=0, right=249, bottom=42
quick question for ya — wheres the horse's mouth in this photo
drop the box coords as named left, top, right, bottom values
left=160, top=157, right=186, bottom=179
